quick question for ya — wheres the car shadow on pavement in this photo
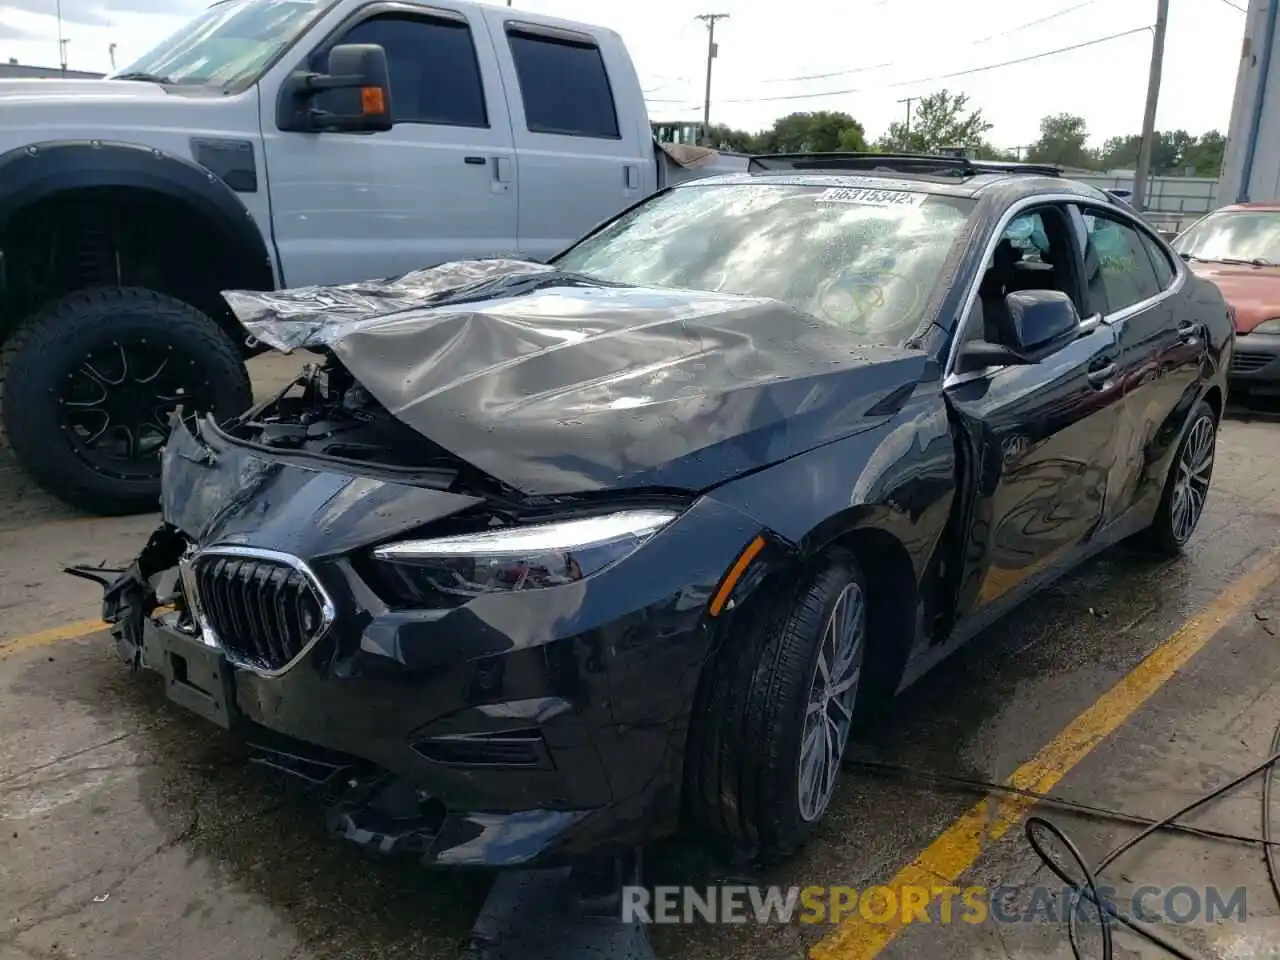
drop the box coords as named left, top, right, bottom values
left=13, top=646, right=490, bottom=960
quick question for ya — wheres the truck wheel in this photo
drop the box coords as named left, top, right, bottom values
left=0, top=287, right=252, bottom=516
left=685, top=550, right=868, bottom=864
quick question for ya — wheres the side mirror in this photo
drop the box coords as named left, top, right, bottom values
left=278, top=43, right=392, bottom=133
left=955, top=339, right=1031, bottom=374
left=1006, top=289, right=1081, bottom=353
left=953, top=289, right=1081, bottom=375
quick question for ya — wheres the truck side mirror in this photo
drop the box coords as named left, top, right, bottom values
left=277, top=43, right=393, bottom=134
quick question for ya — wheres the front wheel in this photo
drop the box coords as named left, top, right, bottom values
left=685, top=551, right=869, bottom=864
left=1137, top=398, right=1218, bottom=555
left=0, top=287, right=253, bottom=515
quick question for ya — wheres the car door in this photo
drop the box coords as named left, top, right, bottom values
left=945, top=201, right=1126, bottom=621
left=1070, top=204, right=1207, bottom=522
left=481, top=10, right=649, bottom=262
left=260, top=2, right=518, bottom=287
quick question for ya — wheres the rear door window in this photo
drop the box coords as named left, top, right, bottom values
left=1141, top=233, right=1177, bottom=290
left=1080, top=209, right=1163, bottom=315
left=506, top=30, right=620, bottom=138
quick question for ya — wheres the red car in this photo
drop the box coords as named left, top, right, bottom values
left=1173, top=202, right=1280, bottom=396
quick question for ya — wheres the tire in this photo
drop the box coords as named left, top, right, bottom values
left=0, top=287, right=252, bottom=516
left=1135, top=398, right=1218, bottom=556
left=685, top=550, right=869, bottom=864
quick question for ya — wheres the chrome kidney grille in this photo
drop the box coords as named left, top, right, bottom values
left=188, top=548, right=333, bottom=674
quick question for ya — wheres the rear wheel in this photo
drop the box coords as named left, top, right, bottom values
left=1137, top=398, right=1218, bottom=555
left=685, top=551, right=868, bottom=864
left=0, top=287, right=252, bottom=515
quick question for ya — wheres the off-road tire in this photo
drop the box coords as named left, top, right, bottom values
left=1135, top=398, right=1219, bottom=556
left=684, top=550, right=868, bottom=865
left=0, top=287, right=252, bottom=515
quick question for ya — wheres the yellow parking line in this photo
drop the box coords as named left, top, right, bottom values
left=811, top=547, right=1280, bottom=960
left=0, top=618, right=108, bottom=659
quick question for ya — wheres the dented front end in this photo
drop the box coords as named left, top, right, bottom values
left=89, top=392, right=761, bottom=868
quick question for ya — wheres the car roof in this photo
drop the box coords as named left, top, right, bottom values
left=687, top=153, right=1114, bottom=204
left=1214, top=202, right=1280, bottom=213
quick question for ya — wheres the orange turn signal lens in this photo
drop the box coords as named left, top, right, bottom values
left=361, top=86, right=386, bottom=115
left=708, top=534, right=766, bottom=617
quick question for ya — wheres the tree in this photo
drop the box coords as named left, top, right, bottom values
left=1097, top=133, right=1141, bottom=170
left=1026, top=113, right=1095, bottom=169
left=754, top=111, right=867, bottom=153
left=1184, top=131, right=1226, bottom=177
left=703, top=124, right=756, bottom=152
left=1096, top=129, right=1226, bottom=176
left=973, top=142, right=1020, bottom=162
left=877, top=90, right=992, bottom=154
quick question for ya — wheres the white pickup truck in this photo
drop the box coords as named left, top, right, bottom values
left=0, top=0, right=746, bottom=515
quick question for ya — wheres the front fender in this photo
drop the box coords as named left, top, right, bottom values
left=707, top=391, right=957, bottom=583
left=0, top=139, right=275, bottom=291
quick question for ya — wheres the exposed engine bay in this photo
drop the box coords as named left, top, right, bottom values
left=229, top=352, right=460, bottom=472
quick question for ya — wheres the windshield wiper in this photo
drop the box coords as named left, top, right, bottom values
left=1217, top=256, right=1274, bottom=267
left=110, top=71, right=173, bottom=84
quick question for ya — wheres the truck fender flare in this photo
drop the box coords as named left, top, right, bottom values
left=0, top=139, right=276, bottom=291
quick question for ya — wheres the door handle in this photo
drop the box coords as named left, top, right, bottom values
left=464, top=155, right=486, bottom=165
left=623, top=163, right=639, bottom=190
left=1087, top=360, right=1117, bottom=387
left=492, top=156, right=512, bottom=183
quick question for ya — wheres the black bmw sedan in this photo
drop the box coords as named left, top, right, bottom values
left=95, top=154, right=1233, bottom=869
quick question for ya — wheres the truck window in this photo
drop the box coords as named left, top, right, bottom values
left=506, top=30, right=619, bottom=139
left=321, top=14, right=488, bottom=127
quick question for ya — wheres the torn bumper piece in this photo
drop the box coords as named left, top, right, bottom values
left=99, top=417, right=768, bottom=868
left=108, top=557, right=597, bottom=868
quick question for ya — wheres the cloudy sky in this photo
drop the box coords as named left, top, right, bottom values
left=0, top=0, right=1251, bottom=149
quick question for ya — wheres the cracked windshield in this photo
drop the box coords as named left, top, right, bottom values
left=554, top=182, right=974, bottom=344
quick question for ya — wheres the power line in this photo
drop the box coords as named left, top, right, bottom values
left=1210, top=0, right=1246, bottom=11
left=970, top=0, right=1099, bottom=45
left=741, top=0, right=1101, bottom=87
left=713, top=26, right=1153, bottom=104
left=882, top=25, right=1151, bottom=88
left=758, top=60, right=895, bottom=85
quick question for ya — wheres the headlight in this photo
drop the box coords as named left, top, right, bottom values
left=372, top=509, right=679, bottom=598
left=1252, top=317, right=1280, bottom=334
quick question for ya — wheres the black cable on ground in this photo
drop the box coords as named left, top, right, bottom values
left=848, top=729, right=1280, bottom=959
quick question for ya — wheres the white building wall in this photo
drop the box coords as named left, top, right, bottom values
left=1220, top=0, right=1280, bottom=204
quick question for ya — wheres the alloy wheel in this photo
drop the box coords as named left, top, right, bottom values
left=56, top=340, right=207, bottom=481
left=1170, top=413, right=1215, bottom=544
left=797, top=580, right=866, bottom=823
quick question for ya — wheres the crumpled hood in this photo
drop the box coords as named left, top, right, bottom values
left=223, top=260, right=931, bottom=496
left=1187, top=260, right=1280, bottom=332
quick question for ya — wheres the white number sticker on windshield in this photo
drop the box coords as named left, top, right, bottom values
left=815, top=187, right=928, bottom=208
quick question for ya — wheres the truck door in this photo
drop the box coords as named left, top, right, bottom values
left=260, top=3, right=518, bottom=287
left=480, top=10, right=651, bottom=262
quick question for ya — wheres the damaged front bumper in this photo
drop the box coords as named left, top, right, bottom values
left=91, top=416, right=766, bottom=868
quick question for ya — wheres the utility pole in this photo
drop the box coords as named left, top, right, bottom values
left=897, top=96, right=917, bottom=138
left=696, top=13, right=729, bottom=135
left=56, top=0, right=66, bottom=71
left=108, top=42, right=117, bottom=71
left=1131, top=0, right=1170, bottom=212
